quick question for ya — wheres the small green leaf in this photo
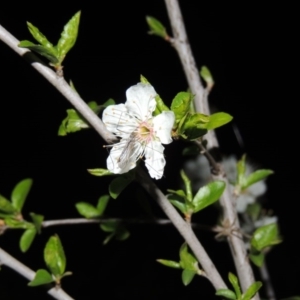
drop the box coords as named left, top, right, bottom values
left=116, top=227, right=130, bottom=241
left=109, top=171, right=135, bottom=199
left=249, top=252, right=265, bottom=267
left=96, top=195, right=110, bottom=216
left=57, top=11, right=81, bottom=59
left=242, top=281, right=262, bottom=300
left=0, top=195, right=16, bottom=214
left=181, top=113, right=209, bottom=140
left=156, top=259, right=181, bottom=269
left=237, top=154, right=246, bottom=188
left=75, top=202, right=101, bottom=218
left=181, top=269, right=196, bottom=286
left=44, top=235, right=66, bottom=277
left=193, top=181, right=225, bottom=213
left=171, top=92, right=192, bottom=123
left=281, top=297, right=300, bottom=300
left=180, top=170, right=193, bottom=202
left=11, top=178, right=33, bottom=212
left=20, top=228, right=37, bottom=252
left=251, top=223, right=281, bottom=251
left=169, top=199, right=188, bottom=214
left=146, top=16, right=168, bottom=39
left=216, top=289, right=237, bottom=300
left=200, top=66, right=214, bottom=89
left=206, top=112, right=233, bottom=130
left=30, top=213, right=44, bottom=234
left=26, top=22, right=54, bottom=49
left=179, top=243, right=198, bottom=271
left=103, top=232, right=115, bottom=245
left=242, top=169, right=274, bottom=190
left=100, top=220, right=118, bottom=232
left=18, top=40, right=59, bottom=64
left=101, top=98, right=115, bottom=108
left=28, top=269, right=54, bottom=286
left=228, top=272, right=242, bottom=299
left=167, top=189, right=187, bottom=199
left=246, top=203, right=261, bottom=222
left=4, top=218, right=34, bottom=229
left=87, top=168, right=114, bottom=176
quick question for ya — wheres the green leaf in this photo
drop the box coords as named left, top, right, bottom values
left=180, top=170, right=193, bottom=202
left=169, top=199, right=188, bottom=215
left=246, top=203, right=261, bottom=222
left=206, top=112, right=233, bottom=130
left=181, top=269, right=196, bottom=286
left=156, top=259, right=181, bottom=269
left=26, top=22, right=54, bottom=49
left=216, top=289, right=237, bottom=300
left=242, top=281, right=262, bottom=300
left=249, top=252, right=265, bottom=267
left=179, top=243, right=199, bottom=272
left=0, top=195, right=16, bottom=214
left=103, top=233, right=115, bottom=245
left=242, top=169, right=274, bottom=190
left=30, top=213, right=44, bottom=234
left=200, top=66, right=214, bottom=89
left=75, top=202, right=101, bottom=218
left=237, top=154, right=246, bottom=188
left=171, top=92, right=192, bottom=123
left=167, top=189, right=187, bottom=199
left=44, top=235, right=66, bottom=277
left=116, top=227, right=130, bottom=241
left=281, top=297, right=300, bottom=300
left=109, top=171, right=135, bottom=199
left=87, top=168, right=114, bottom=176
left=20, top=228, right=37, bottom=252
left=101, top=98, right=115, bottom=108
left=28, top=269, right=54, bottom=286
left=4, top=218, right=34, bottom=229
left=100, top=220, right=118, bottom=232
left=96, top=195, right=110, bottom=216
left=251, top=223, right=280, bottom=251
left=228, top=272, right=242, bottom=299
left=18, top=40, right=59, bottom=64
left=146, top=16, right=168, bottom=39
left=11, top=178, right=33, bottom=212
left=181, top=113, right=209, bottom=140
left=57, top=11, right=81, bottom=59
left=192, top=181, right=225, bottom=213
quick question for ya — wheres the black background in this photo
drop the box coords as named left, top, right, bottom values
left=0, top=2, right=298, bottom=299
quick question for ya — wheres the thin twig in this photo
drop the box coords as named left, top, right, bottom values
left=259, top=260, right=276, bottom=300
left=0, top=25, right=226, bottom=290
left=164, top=1, right=258, bottom=298
left=0, top=248, right=74, bottom=300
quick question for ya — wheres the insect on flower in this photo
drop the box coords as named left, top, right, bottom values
left=102, top=82, right=175, bottom=179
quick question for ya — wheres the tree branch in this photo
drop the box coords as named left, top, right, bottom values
left=0, top=248, right=73, bottom=300
left=164, top=1, right=258, bottom=298
left=0, top=24, right=226, bottom=291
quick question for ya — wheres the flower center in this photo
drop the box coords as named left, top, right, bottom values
left=137, top=121, right=154, bottom=144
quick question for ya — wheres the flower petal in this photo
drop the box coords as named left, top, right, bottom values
left=153, top=111, right=175, bottom=144
left=125, top=83, right=157, bottom=120
left=107, top=140, right=142, bottom=174
left=102, top=104, right=138, bottom=138
left=144, top=141, right=165, bottom=179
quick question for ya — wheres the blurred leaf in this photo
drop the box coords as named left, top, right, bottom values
left=20, top=228, right=37, bottom=252
left=0, top=195, right=16, bottom=214
left=237, top=154, right=246, bottom=187
left=171, top=92, right=192, bottom=123
left=11, top=178, right=33, bottom=212
left=18, top=40, right=59, bottom=64
left=116, top=227, right=130, bottom=241
left=246, top=203, right=261, bottom=222
left=242, top=169, right=274, bottom=190
left=96, top=195, right=110, bottom=216
left=181, top=269, right=196, bottom=286
left=156, top=259, right=181, bottom=269
left=200, top=66, right=214, bottom=88
left=100, top=220, right=118, bottom=232
left=242, top=281, right=262, bottom=300
left=4, top=218, right=34, bottom=229
left=44, top=235, right=66, bottom=277
left=167, top=189, right=186, bottom=199
left=28, top=269, right=54, bottom=286
left=206, top=112, right=233, bottom=130
left=146, top=16, right=168, bottom=39
left=75, top=202, right=101, bottom=218
left=281, top=297, right=300, bottom=300
left=193, top=181, right=225, bottom=212
left=249, top=252, right=265, bottom=267
left=87, top=168, right=114, bottom=176
left=216, top=289, right=237, bottom=300
left=30, top=213, right=44, bottom=234
left=57, top=11, right=81, bottom=59
left=182, top=145, right=199, bottom=156
left=228, top=272, right=241, bottom=299
left=251, top=223, right=281, bottom=251
left=109, top=171, right=135, bottom=199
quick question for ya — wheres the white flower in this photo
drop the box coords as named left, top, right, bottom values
left=102, top=83, right=175, bottom=179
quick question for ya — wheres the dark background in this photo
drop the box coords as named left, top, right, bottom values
left=0, top=2, right=298, bottom=299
